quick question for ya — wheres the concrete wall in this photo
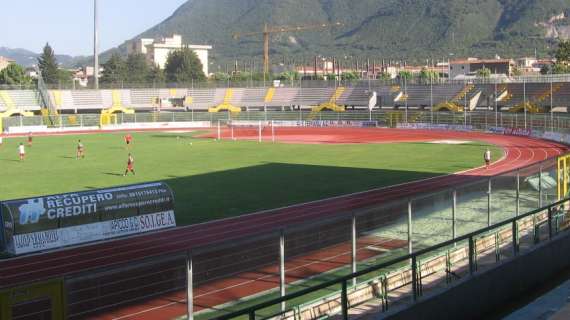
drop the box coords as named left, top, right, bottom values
left=385, top=231, right=570, bottom=320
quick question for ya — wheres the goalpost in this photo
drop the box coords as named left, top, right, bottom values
left=217, top=120, right=275, bottom=142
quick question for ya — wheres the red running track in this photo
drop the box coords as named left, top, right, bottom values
left=0, top=128, right=566, bottom=319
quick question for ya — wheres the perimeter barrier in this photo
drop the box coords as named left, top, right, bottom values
left=4, top=110, right=570, bottom=135
left=218, top=197, right=570, bottom=320
left=59, top=150, right=566, bottom=320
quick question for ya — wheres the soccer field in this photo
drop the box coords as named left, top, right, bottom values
left=0, top=132, right=501, bottom=225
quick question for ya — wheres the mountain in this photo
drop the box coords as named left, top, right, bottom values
left=112, top=0, right=570, bottom=66
left=0, top=47, right=86, bottom=69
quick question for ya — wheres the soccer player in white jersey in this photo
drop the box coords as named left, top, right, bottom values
left=77, top=140, right=85, bottom=159
left=18, top=143, right=25, bottom=161
left=484, top=149, right=491, bottom=169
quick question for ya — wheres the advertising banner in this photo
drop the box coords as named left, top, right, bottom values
left=504, top=127, right=532, bottom=137
left=0, top=182, right=176, bottom=255
left=11, top=211, right=175, bottom=255
left=397, top=123, right=474, bottom=131
left=270, top=120, right=377, bottom=128
left=488, top=127, right=533, bottom=137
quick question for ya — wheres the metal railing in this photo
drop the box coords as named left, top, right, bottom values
left=216, top=197, right=570, bottom=320
left=1, top=73, right=570, bottom=91
left=4, top=110, right=570, bottom=135
left=56, top=150, right=561, bottom=320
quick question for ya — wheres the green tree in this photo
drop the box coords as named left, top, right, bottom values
left=555, top=40, right=570, bottom=63
left=251, top=72, right=267, bottom=81
left=212, top=72, right=230, bottom=81
left=511, top=66, right=523, bottom=76
left=549, top=40, right=570, bottom=74
left=341, top=71, right=360, bottom=81
left=125, top=53, right=150, bottom=84
left=277, top=71, right=299, bottom=82
left=148, top=65, right=165, bottom=84
left=37, top=43, right=60, bottom=84
left=164, top=48, right=206, bottom=83
left=553, top=63, right=570, bottom=74
left=476, top=67, right=491, bottom=78
left=398, top=70, right=413, bottom=81
left=540, top=64, right=552, bottom=75
left=101, top=53, right=127, bottom=84
left=0, top=63, right=32, bottom=85
left=419, top=68, right=439, bottom=82
left=378, top=72, right=392, bottom=81
left=58, top=69, right=73, bottom=84
left=231, top=72, right=252, bottom=82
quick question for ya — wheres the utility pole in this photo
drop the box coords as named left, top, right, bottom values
left=93, top=0, right=99, bottom=89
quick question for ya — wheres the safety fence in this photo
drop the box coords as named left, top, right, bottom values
left=4, top=110, right=570, bottom=135
left=12, top=73, right=570, bottom=90
left=218, top=197, right=570, bottom=320
left=59, top=151, right=566, bottom=320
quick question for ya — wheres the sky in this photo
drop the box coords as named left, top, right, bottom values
left=0, top=0, right=187, bottom=56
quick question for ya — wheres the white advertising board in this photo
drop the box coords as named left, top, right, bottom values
left=11, top=211, right=175, bottom=255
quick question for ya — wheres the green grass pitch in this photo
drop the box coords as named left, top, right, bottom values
left=0, top=132, right=501, bottom=225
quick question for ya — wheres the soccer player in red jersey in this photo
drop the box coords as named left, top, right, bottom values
left=124, top=133, right=133, bottom=149
left=27, top=132, right=33, bottom=147
left=123, top=153, right=135, bottom=176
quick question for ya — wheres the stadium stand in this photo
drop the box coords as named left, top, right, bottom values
left=51, top=90, right=75, bottom=111
left=186, top=88, right=217, bottom=110
left=270, top=88, right=299, bottom=108
left=101, top=90, right=132, bottom=108
left=130, top=88, right=160, bottom=109
left=70, top=90, right=104, bottom=110
left=337, top=87, right=368, bottom=106
left=396, top=84, right=465, bottom=109
left=208, top=88, right=242, bottom=112
left=502, top=83, right=548, bottom=112
left=237, top=88, right=267, bottom=108
left=294, top=87, right=335, bottom=106
left=0, top=90, right=42, bottom=112
left=3, top=80, right=570, bottom=115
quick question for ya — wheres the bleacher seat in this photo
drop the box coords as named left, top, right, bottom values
left=71, top=90, right=104, bottom=109
left=130, top=89, right=159, bottom=108
left=186, top=89, right=217, bottom=110
left=0, top=90, right=42, bottom=111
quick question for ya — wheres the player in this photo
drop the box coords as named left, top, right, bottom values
left=76, top=140, right=85, bottom=159
left=484, top=149, right=491, bottom=169
left=27, top=132, right=33, bottom=147
left=0, top=135, right=3, bottom=147
left=124, top=133, right=133, bottom=149
left=123, top=153, right=135, bottom=176
left=18, top=143, right=25, bottom=161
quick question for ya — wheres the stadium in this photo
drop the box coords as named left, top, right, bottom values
left=1, top=75, right=570, bottom=320
left=5, top=1, right=570, bottom=319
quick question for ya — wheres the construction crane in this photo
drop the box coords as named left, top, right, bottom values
left=233, top=22, right=343, bottom=76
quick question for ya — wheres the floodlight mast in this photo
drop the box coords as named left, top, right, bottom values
left=94, top=0, right=99, bottom=89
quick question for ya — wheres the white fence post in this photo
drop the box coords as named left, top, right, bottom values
left=186, top=251, right=193, bottom=320
left=271, top=120, right=275, bottom=143
left=408, top=200, right=413, bottom=254
left=217, top=120, right=221, bottom=141
left=280, top=230, right=286, bottom=312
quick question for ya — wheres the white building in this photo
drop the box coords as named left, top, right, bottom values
left=0, top=56, right=15, bottom=71
left=449, top=58, right=514, bottom=79
left=128, top=34, right=212, bottom=76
